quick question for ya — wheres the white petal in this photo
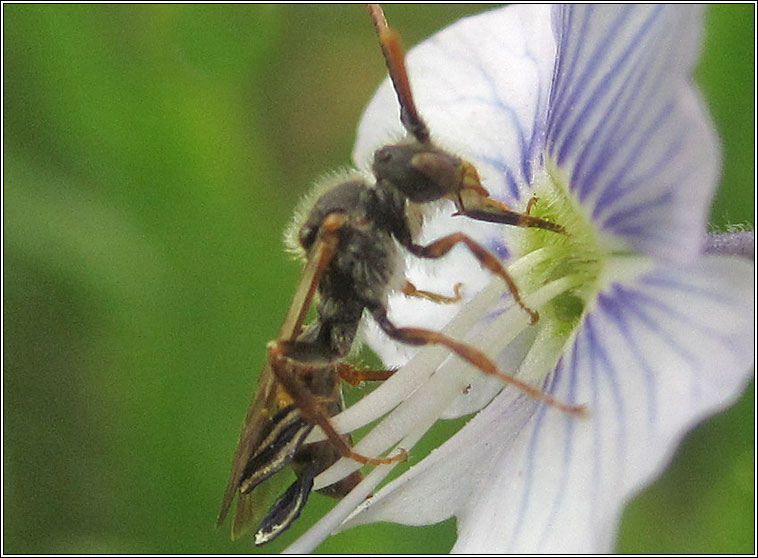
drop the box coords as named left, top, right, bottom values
left=340, top=388, right=540, bottom=530
left=547, top=5, right=719, bottom=263
left=342, top=256, right=754, bottom=553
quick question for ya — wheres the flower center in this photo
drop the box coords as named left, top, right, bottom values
left=518, top=161, right=606, bottom=339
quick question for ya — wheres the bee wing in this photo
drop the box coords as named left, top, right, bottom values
left=218, top=216, right=346, bottom=533
left=217, top=360, right=279, bottom=529
left=231, top=473, right=288, bottom=541
left=231, top=491, right=255, bottom=541
left=277, top=213, right=346, bottom=340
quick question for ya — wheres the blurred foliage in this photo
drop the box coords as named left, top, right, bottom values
left=3, top=4, right=754, bottom=554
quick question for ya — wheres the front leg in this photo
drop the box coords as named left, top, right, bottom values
left=453, top=182, right=566, bottom=234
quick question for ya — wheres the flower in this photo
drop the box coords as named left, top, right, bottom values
left=285, top=5, right=754, bottom=553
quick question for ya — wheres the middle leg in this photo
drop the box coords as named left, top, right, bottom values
left=407, top=232, right=539, bottom=324
left=403, top=280, right=464, bottom=304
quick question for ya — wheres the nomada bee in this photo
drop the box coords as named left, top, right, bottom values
left=218, top=4, right=580, bottom=546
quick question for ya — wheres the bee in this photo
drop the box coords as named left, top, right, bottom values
left=218, top=4, right=581, bottom=546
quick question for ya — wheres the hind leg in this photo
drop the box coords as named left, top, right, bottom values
left=370, top=305, right=586, bottom=416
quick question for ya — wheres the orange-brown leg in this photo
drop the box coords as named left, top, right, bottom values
left=403, top=280, right=464, bottom=304
left=268, top=343, right=407, bottom=465
left=408, top=232, right=539, bottom=324
left=336, top=362, right=397, bottom=386
left=455, top=195, right=566, bottom=234
left=371, top=306, right=586, bottom=416
left=367, top=4, right=430, bottom=144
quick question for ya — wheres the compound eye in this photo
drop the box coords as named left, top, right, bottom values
left=299, top=225, right=317, bottom=250
left=374, top=147, right=392, bottom=164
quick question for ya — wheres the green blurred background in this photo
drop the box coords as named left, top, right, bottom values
left=3, top=4, right=754, bottom=554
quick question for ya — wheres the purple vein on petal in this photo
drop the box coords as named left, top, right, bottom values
left=624, top=288, right=738, bottom=347
left=432, top=39, right=534, bottom=187
left=584, top=50, right=673, bottom=199
left=525, top=55, right=544, bottom=158
left=612, top=286, right=705, bottom=403
left=557, top=8, right=662, bottom=199
left=545, top=6, right=592, bottom=142
left=619, top=285, right=743, bottom=404
left=599, top=189, right=673, bottom=232
left=522, top=47, right=552, bottom=180
left=590, top=99, right=674, bottom=221
left=596, top=291, right=658, bottom=428
left=638, top=272, right=738, bottom=306
left=547, top=6, right=635, bottom=157
left=573, top=43, right=673, bottom=213
left=490, top=101, right=530, bottom=185
left=509, top=367, right=560, bottom=552
left=549, top=5, right=635, bottom=140
left=483, top=294, right=517, bottom=324
left=558, top=7, right=656, bottom=173
left=537, top=337, right=582, bottom=548
left=442, top=92, right=531, bottom=161
left=607, top=225, right=681, bottom=249
left=568, top=42, right=657, bottom=206
left=584, top=313, right=626, bottom=494
left=487, top=237, right=510, bottom=261
left=588, top=88, right=669, bottom=203
left=476, top=155, right=523, bottom=201
left=594, top=115, right=691, bottom=232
